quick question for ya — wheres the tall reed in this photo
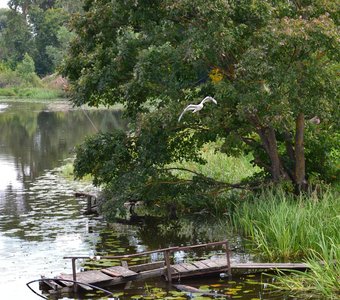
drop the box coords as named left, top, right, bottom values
left=232, top=187, right=340, bottom=261
left=270, top=236, right=340, bottom=299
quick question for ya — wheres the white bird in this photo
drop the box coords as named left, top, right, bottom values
left=308, top=116, right=320, bottom=125
left=178, top=96, right=217, bottom=122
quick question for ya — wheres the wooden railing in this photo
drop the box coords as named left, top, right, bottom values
left=64, top=240, right=232, bottom=289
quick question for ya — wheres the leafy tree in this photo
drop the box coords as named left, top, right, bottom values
left=46, top=25, right=75, bottom=70
left=0, top=8, right=8, bottom=31
left=16, top=52, right=35, bottom=75
left=2, top=0, right=82, bottom=74
left=15, top=52, right=41, bottom=85
left=0, top=9, right=33, bottom=65
left=63, top=0, right=339, bottom=214
left=29, top=6, right=68, bottom=74
left=8, top=0, right=56, bottom=17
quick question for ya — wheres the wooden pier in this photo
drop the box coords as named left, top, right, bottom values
left=40, top=240, right=309, bottom=295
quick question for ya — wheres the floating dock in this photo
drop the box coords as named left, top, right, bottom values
left=39, top=241, right=308, bottom=295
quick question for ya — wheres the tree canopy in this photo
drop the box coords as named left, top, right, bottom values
left=0, top=0, right=83, bottom=75
left=62, top=0, right=339, bottom=215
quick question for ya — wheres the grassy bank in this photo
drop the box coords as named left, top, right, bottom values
left=232, top=187, right=339, bottom=298
left=271, top=237, right=339, bottom=299
left=172, top=151, right=339, bottom=298
left=0, top=87, right=66, bottom=99
left=232, top=187, right=339, bottom=261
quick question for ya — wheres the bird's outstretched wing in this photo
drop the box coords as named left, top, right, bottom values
left=201, top=96, right=217, bottom=105
left=178, top=104, right=197, bottom=122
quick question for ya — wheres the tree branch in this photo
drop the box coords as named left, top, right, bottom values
left=163, top=167, right=203, bottom=177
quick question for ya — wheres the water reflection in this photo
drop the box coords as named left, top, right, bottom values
left=0, top=100, right=126, bottom=297
left=0, top=100, right=290, bottom=300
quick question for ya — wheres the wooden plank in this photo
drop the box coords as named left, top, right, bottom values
left=211, top=258, right=228, bottom=267
left=121, top=261, right=129, bottom=268
left=129, top=261, right=165, bottom=272
left=55, top=276, right=73, bottom=287
left=41, top=278, right=62, bottom=291
left=102, top=266, right=137, bottom=278
left=59, top=270, right=113, bottom=284
left=231, top=263, right=308, bottom=269
left=164, top=250, right=172, bottom=282
left=172, top=264, right=188, bottom=273
left=199, top=259, right=220, bottom=268
left=78, top=283, right=93, bottom=291
left=175, top=240, right=228, bottom=251
left=179, top=263, right=198, bottom=271
left=192, top=261, right=210, bottom=269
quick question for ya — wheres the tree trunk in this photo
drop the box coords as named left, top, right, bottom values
left=295, top=113, right=307, bottom=192
left=247, top=113, right=288, bottom=182
left=283, top=130, right=296, bottom=181
left=258, top=127, right=286, bottom=182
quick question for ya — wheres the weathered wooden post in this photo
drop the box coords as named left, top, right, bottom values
left=164, top=249, right=172, bottom=282
left=86, top=195, right=92, bottom=214
left=224, top=241, right=232, bottom=278
left=72, top=258, right=78, bottom=292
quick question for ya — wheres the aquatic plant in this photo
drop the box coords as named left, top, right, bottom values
left=270, top=236, right=340, bottom=299
left=232, top=187, right=340, bottom=261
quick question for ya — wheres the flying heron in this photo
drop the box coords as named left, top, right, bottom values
left=178, top=96, right=217, bottom=122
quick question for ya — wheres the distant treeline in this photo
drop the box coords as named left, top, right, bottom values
left=0, top=0, right=83, bottom=90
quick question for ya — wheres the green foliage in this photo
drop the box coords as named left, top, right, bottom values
left=16, top=53, right=35, bottom=75
left=1, top=0, right=83, bottom=75
left=0, top=63, right=23, bottom=87
left=271, top=237, right=340, bottom=299
left=0, top=87, right=65, bottom=98
left=74, top=132, right=259, bottom=218
left=232, top=187, right=340, bottom=261
left=74, top=131, right=136, bottom=186
left=0, top=9, right=34, bottom=65
left=304, top=128, right=340, bottom=183
left=0, top=87, right=16, bottom=96
left=66, top=0, right=339, bottom=213
left=46, top=26, right=75, bottom=69
left=30, top=7, right=69, bottom=75
left=57, top=162, right=92, bottom=181
left=14, top=87, right=65, bottom=99
left=15, top=53, right=41, bottom=85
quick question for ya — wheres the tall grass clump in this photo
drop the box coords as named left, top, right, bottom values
left=58, top=162, right=92, bottom=182
left=271, top=236, right=339, bottom=299
left=16, top=87, right=65, bottom=99
left=233, top=187, right=340, bottom=261
left=171, top=141, right=261, bottom=183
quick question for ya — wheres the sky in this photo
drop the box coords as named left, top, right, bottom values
left=0, top=0, right=8, bottom=9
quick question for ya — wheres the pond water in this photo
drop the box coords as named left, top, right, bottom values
left=0, top=100, right=289, bottom=300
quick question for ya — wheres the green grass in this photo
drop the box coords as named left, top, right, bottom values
left=0, top=87, right=17, bottom=97
left=0, top=87, right=66, bottom=99
left=157, top=142, right=262, bottom=215
left=270, top=236, right=340, bottom=299
left=170, top=141, right=261, bottom=183
left=58, top=162, right=93, bottom=182
left=232, top=187, right=339, bottom=298
left=232, top=187, right=339, bottom=261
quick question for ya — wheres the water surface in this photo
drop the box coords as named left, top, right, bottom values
left=0, top=100, right=125, bottom=299
left=0, top=100, right=290, bottom=300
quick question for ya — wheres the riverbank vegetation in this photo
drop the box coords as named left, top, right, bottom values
left=233, top=187, right=339, bottom=261
left=270, top=237, right=340, bottom=299
left=0, top=2, right=83, bottom=98
left=32, top=0, right=338, bottom=298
